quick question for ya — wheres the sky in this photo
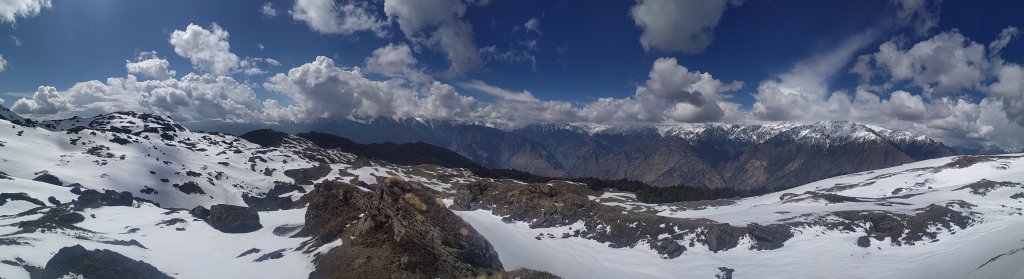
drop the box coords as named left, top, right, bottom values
left=0, top=0, right=1023, bottom=147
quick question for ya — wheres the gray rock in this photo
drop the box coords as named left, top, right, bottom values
left=32, top=173, right=63, bottom=186
left=189, top=206, right=210, bottom=220
left=73, top=190, right=134, bottom=210
left=652, top=239, right=685, bottom=259
left=39, top=245, right=172, bottom=279
left=206, top=204, right=262, bottom=233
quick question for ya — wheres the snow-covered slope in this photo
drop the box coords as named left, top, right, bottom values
left=0, top=111, right=485, bottom=278
left=0, top=105, right=29, bottom=126
left=0, top=111, right=358, bottom=208
left=452, top=154, right=1024, bottom=279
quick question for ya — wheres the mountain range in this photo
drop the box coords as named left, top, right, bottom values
left=204, top=117, right=955, bottom=191
left=1, top=105, right=1023, bottom=278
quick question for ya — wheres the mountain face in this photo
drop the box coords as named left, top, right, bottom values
left=0, top=104, right=31, bottom=126
left=952, top=142, right=1024, bottom=155
left=229, top=118, right=953, bottom=190
left=518, top=122, right=956, bottom=189
left=2, top=107, right=1023, bottom=278
left=238, top=118, right=570, bottom=178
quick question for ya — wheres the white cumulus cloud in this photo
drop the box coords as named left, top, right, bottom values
left=0, top=0, right=50, bottom=24
left=260, top=2, right=277, bottom=17
left=384, top=0, right=481, bottom=75
left=290, top=0, right=387, bottom=37
left=125, top=51, right=176, bottom=80
left=169, top=23, right=279, bottom=76
left=169, top=23, right=241, bottom=76
left=10, top=86, right=69, bottom=115
left=264, top=56, right=479, bottom=121
left=364, top=43, right=432, bottom=83
left=12, top=74, right=264, bottom=122
left=630, top=0, right=733, bottom=54
left=853, top=29, right=990, bottom=96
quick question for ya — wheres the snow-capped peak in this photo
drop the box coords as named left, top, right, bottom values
left=37, top=111, right=188, bottom=135
left=0, top=103, right=30, bottom=126
left=521, top=120, right=937, bottom=148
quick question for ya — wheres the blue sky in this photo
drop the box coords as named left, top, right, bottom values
left=1, top=0, right=1024, bottom=147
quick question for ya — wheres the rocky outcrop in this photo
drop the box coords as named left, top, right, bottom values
left=13, top=206, right=87, bottom=234
left=283, top=164, right=333, bottom=185
left=955, top=179, right=1022, bottom=196
left=205, top=204, right=262, bottom=233
left=303, top=178, right=504, bottom=279
left=189, top=206, right=210, bottom=220
left=0, top=193, right=46, bottom=207
left=449, top=180, right=795, bottom=256
left=239, top=129, right=290, bottom=148
left=491, top=269, right=562, bottom=279
left=38, top=245, right=173, bottom=279
left=32, top=173, right=63, bottom=186
left=239, top=182, right=306, bottom=211
left=829, top=204, right=977, bottom=246
left=292, top=181, right=362, bottom=244
left=241, top=194, right=293, bottom=211
left=72, top=189, right=134, bottom=210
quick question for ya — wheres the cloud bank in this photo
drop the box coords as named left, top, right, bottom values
left=7, top=19, right=1024, bottom=149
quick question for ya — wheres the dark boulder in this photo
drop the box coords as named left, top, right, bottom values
left=242, top=194, right=293, bottom=211
left=57, top=212, right=86, bottom=224
left=746, top=223, right=794, bottom=250
left=39, top=245, right=172, bottom=279
left=716, top=267, right=735, bottom=279
left=449, top=182, right=487, bottom=211
left=206, top=204, right=262, bottom=233
left=73, top=190, right=134, bottom=210
left=283, top=165, right=333, bottom=185
left=172, top=181, right=205, bottom=195
left=189, top=206, right=210, bottom=220
left=32, top=173, right=63, bottom=186
left=703, top=224, right=747, bottom=252
left=652, top=239, right=685, bottom=259
left=267, top=182, right=306, bottom=197
left=857, top=236, right=871, bottom=247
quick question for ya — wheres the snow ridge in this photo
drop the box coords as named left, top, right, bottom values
left=527, top=120, right=938, bottom=148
